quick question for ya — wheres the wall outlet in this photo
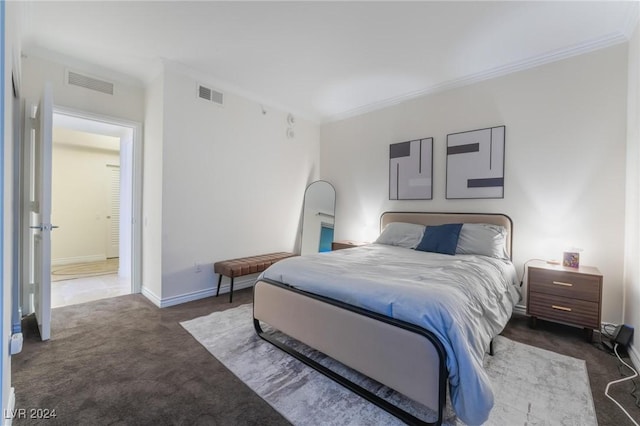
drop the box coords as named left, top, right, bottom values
left=194, top=262, right=201, bottom=273
left=10, top=333, right=23, bottom=355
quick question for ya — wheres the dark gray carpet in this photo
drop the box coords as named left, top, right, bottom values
left=12, top=290, right=288, bottom=425
left=12, top=288, right=640, bottom=425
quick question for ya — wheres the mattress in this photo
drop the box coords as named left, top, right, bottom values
left=260, top=243, right=520, bottom=424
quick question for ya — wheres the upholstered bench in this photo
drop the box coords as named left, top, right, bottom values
left=214, top=252, right=296, bottom=302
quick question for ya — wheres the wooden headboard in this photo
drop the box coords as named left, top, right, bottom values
left=380, top=211, right=513, bottom=259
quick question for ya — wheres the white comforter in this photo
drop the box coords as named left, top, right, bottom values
left=259, top=243, right=520, bottom=425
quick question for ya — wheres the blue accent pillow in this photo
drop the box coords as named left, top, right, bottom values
left=415, top=223, right=463, bottom=255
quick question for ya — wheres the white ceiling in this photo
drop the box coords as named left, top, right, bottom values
left=21, top=1, right=639, bottom=123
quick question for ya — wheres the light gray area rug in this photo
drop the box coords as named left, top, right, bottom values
left=181, top=304, right=597, bottom=425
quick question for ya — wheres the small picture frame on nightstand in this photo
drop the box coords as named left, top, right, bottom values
left=563, top=251, right=580, bottom=268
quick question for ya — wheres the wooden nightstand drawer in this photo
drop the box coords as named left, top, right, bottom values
left=526, top=261, right=603, bottom=340
left=528, top=268, right=601, bottom=302
left=528, top=292, right=600, bottom=329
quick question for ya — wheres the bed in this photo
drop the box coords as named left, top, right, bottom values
left=253, top=212, right=520, bottom=425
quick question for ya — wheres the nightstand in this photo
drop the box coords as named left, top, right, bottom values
left=331, top=240, right=368, bottom=251
left=527, top=260, right=603, bottom=341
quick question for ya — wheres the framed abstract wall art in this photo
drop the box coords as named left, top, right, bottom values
left=389, top=138, right=433, bottom=200
left=446, top=126, right=505, bottom=199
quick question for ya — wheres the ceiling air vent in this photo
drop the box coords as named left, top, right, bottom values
left=66, top=70, right=114, bottom=95
left=197, top=83, right=223, bottom=106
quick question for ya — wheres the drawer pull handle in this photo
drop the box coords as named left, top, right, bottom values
left=552, top=281, right=573, bottom=287
left=551, top=305, right=572, bottom=312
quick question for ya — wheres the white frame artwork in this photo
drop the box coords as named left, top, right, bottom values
left=446, top=126, right=505, bottom=199
left=389, top=137, right=433, bottom=200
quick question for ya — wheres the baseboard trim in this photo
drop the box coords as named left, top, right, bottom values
left=513, top=304, right=527, bottom=316
left=51, top=254, right=106, bottom=267
left=157, top=287, right=216, bottom=308
left=4, top=387, right=15, bottom=426
left=141, top=286, right=162, bottom=308
left=142, top=276, right=256, bottom=308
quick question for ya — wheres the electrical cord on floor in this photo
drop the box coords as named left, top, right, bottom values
left=519, top=258, right=547, bottom=287
left=605, top=343, right=639, bottom=426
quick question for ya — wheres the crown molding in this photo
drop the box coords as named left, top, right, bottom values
left=323, top=31, right=630, bottom=124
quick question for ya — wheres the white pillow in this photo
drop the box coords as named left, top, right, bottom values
left=375, top=222, right=425, bottom=249
left=456, top=223, right=509, bottom=259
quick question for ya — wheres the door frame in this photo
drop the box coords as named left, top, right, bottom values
left=50, top=107, right=142, bottom=294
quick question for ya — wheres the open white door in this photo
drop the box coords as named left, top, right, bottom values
left=28, top=84, right=53, bottom=341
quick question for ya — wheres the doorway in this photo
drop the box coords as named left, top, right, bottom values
left=20, top=106, right=142, bottom=316
left=49, top=124, right=129, bottom=308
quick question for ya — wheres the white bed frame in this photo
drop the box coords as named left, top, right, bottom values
left=253, top=212, right=513, bottom=425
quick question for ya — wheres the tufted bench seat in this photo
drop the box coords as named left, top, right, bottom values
left=214, top=252, right=297, bottom=302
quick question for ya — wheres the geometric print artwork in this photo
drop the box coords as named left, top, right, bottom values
left=446, top=126, right=505, bottom=199
left=389, top=138, right=433, bottom=200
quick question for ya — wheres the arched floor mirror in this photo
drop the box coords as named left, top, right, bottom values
left=300, top=181, right=336, bottom=255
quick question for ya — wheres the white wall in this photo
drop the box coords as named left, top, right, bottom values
left=624, top=24, right=640, bottom=365
left=157, top=63, right=320, bottom=303
left=21, top=54, right=144, bottom=123
left=51, top=128, right=120, bottom=264
left=321, top=45, right=628, bottom=324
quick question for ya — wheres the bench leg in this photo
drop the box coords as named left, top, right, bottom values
left=216, top=274, right=223, bottom=297
left=229, top=277, right=234, bottom=303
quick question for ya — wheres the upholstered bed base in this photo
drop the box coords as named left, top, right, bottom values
left=253, top=279, right=446, bottom=424
left=253, top=212, right=513, bottom=426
